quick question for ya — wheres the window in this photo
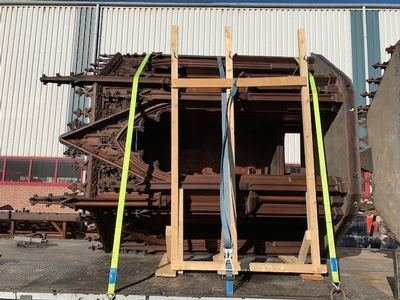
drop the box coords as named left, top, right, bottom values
left=0, top=157, right=82, bottom=185
left=5, top=159, right=30, bottom=182
left=31, top=160, right=56, bottom=182
left=57, top=160, right=80, bottom=183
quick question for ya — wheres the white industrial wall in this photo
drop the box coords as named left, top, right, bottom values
left=379, top=10, right=400, bottom=62
left=0, top=5, right=355, bottom=163
left=284, top=133, right=301, bottom=165
left=100, top=7, right=353, bottom=78
left=0, top=6, right=77, bottom=157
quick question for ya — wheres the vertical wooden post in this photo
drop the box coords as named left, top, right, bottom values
left=297, top=28, right=321, bottom=266
left=178, top=188, right=184, bottom=264
left=225, top=26, right=239, bottom=271
left=171, top=25, right=182, bottom=265
left=9, top=220, right=15, bottom=236
left=62, top=221, right=67, bottom=239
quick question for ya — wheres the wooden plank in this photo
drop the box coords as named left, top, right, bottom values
left=249, top=262, right=327, bottom=274
left=279, top=254, right=324, bottom=280
left=178, top=188, right=184, bottom=262
left=0, top=211, right=11, bottom=221
left=172, top=260, right=240, bottom=272
left=298, top=229, right=312, bottom=264
left=213, top=252, right=224, bottom=274
left=9, top=220, right=15, bottom=236
left=172, top=76, right=307, bottom=88
left=62, top=221, right=67, bottom=239
left=278, top=255, right=299, bottom=264
left=300, top=274, right=324, bottom=281
left=51, top=221, right=62, bottom=235
left=155, top=253, right=177, bottom=277
left=297, top=28, right=321, bottom=267
left=165, top=226, right=171, bottom=262
left=170, top=25, right=180, bottom=265
left=172, top=260, right=223, bottom=271
left=10, top=212, right=79, bottom=222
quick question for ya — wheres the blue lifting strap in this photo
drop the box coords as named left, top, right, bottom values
left=217, top=56, right=232, bottom=252
left=217, top=57, right=238, bottom=295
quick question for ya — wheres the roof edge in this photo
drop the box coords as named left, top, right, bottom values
left=2, top=1, right=400, bottom=9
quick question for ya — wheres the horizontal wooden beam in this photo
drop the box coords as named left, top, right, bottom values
left=1, top=212, right=80, bottom=222
left=249, top=262, right=327, bottom=274
left=171, top=260, right=241, bottom=272
left=172, top=76, right=307, bottom=88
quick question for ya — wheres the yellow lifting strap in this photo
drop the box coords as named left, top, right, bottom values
left=294, top=57, right=340, bottom=285
left=107, top=53, right=151, bottom=297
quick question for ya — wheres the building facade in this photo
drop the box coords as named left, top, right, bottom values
left=0, top=1, right=399, bottom=212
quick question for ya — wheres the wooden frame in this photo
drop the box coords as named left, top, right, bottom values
left=156, top=26, right=327, bottom=277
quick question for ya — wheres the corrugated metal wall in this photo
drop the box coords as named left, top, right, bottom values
left=68, top=7, right=96, bottom=125
left=284, top=133, right=301, bottom=165
left=100, top=7, right=353, bottom=78
left=0, top=5, right=375, bottom=163
left=0, top=6, right=77, bottom=156
left=350, top=10, right=381, bottom=107
left=379, top=10, right=400, bottom=62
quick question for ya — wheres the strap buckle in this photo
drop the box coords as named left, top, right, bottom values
left=223, top=248, right=233, bottom=271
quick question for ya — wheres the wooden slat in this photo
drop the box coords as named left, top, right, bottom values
left=278, top=255, right=299, bottom=264
left=297, top=28, right=321, bottom=267
left=298, top=229, right=312, bottom=264
left=0, top=211, right=11, bottom=221
left=170, top=25, right=181, bottom=265
left=62, top=221, right=67, bottom=239
left=178, top=188, right=184, bottom=262
left=249, top=262, right=327, bottom=274
left=171, top=260, right=222, bottom=271
left=172, top=76, right=307, bottom=88
left=51, top=221, right=63, bottom=236
left=172, top=260, right=241, bottom=271
left=9, top=220, right=15, bottom=236
left=10, top=212, right=79, bottom=222
left=300, top=274, right=324, bottom=281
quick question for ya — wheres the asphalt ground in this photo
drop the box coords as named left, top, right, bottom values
left=0, top=238, right=395, bottom=299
